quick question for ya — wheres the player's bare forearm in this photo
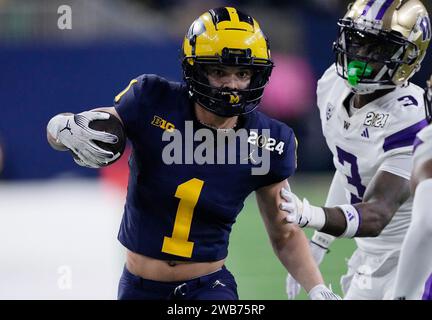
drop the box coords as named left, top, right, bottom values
left=275, top=225, right=324, bottom=292
left=256, top=180, right=324, bottom=292
left=321, top=170, right=410, bottom=237
left=321, top=202, right=392, bottom=237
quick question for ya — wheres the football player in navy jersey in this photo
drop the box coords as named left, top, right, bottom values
left=47, top=7, right=339, bottom=300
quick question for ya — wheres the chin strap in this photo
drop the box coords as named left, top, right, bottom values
left=346, top=81, right=397, bottom=95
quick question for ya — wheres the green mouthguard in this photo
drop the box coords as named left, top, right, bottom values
left=347, top=61, right=373, bottom=86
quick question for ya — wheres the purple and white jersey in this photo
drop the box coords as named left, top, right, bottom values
left=317, top=64, right=428, bottom=253
left=413, top=123, right=432, bottom=166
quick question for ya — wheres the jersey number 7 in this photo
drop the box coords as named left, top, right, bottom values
left=336, top=146, right=366, bottom=204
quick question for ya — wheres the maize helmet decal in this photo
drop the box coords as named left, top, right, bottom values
left=333, top=0, right=431, bottom=94
left=182, top=7, right=274, bottom=117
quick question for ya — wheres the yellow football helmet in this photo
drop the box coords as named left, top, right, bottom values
left=333, top=0, right=431, bottom=94
left=182, top=7, right=273, bottom=117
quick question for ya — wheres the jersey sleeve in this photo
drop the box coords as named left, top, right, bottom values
left=114, top=74, right=166, bottom=140
left=256, top=123, right=297, bottom=188
left=379, top=154, right=412, bottom=180
left=412, top=124, right=432, bottom=167
left=377, top=85, right=428, bottom=180
left=381, top=84, right=428, bottom=157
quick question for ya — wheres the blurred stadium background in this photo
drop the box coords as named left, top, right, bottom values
left=0, top=0, right=430, bottom=299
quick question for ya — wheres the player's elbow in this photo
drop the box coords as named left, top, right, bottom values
left=268, top=224, right=298, bottom=253
left=270, top=234, right=290, bottom=254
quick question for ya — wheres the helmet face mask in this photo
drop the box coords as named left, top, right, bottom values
left=334, top=0, right=431, bottom=95
left=334, top=21, right=414, bottom=93
left=182, top=7, right=273, bottom=117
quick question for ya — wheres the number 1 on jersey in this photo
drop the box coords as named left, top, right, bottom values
left=162, top=178, right=204, bottom=258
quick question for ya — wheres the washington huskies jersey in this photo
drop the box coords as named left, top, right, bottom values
left=317, top=65, right=428, bottom=253
left=413, top=123, right=432, bottom=165
left=114, top=74, right=296, bottom=261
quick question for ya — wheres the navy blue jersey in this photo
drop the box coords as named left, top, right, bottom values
left=114, top=74, right=297, bottom=262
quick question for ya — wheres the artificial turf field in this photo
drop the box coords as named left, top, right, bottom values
left=226, top=173, right=356, bottom=300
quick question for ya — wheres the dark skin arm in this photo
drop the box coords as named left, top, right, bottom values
left=320, top=170, right=411, bottom=237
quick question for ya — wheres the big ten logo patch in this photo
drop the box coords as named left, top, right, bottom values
left=151, top=116, right=175, bottom=132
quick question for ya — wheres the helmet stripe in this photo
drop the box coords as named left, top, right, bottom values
left=420, top=16, right=431, bottom=41
left=209, top=7, right=230, bottom=28
left=427, top=17, right=431, bottom=40
left=237, top=11, right=254, bottom=28
left=361, top=0, right=376, bottom=17
left=227, top=8, right=240, bottom=24
left=375, top=0, right=395, bottom=20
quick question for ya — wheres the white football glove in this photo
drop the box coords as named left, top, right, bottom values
left=279, top=186, right=325, bottom=229
left=47, top=111, right=120, bottom=168
left=308, top=284, right=341, bottom=300
left=285, top=272, right=301, bottom=300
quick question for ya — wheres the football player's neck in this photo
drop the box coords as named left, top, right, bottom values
left=353, top=88, right=394, bottom=109
left=194, top=103, right=238, bottom=129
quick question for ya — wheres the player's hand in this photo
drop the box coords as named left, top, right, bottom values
left=47, top=111, right=119, bottom=168
left=279, top=187, right=314, bottom=227
left=308, top=284, right=341, bottom=300
left=285, top=239, right=330, bottom=299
